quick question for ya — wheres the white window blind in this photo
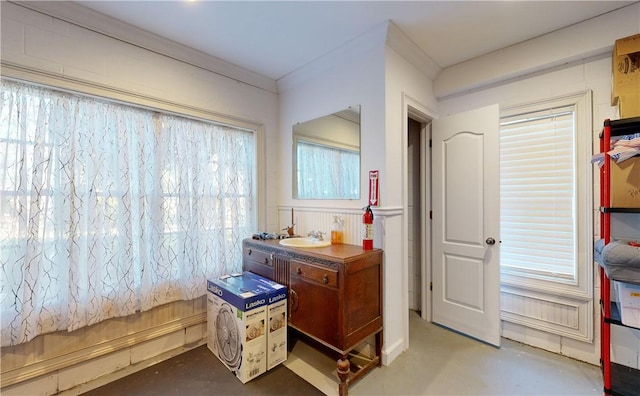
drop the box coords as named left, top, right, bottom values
left=500, top=106, right=577, bottom=280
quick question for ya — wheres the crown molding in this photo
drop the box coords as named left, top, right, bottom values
left=9, top=1, right=278, bottom=94
left=385, top=20, right=441, bottom=81
left=434, top=2, right=640, bottom=100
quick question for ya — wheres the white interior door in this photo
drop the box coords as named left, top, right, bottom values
left=431, top=104, right=500, bottom=347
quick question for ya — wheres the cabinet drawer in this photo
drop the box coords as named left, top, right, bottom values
left=243, top=246, right=273, bottom=267
left=290, top=260, right=337, bottom=287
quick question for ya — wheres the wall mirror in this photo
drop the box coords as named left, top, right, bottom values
left=293, top=105, right=360, bottom=200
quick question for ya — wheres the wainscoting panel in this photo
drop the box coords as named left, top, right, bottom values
left=1, top=297, right=207, bottom=390
left=278, top=207, right=365, bottom=245
left=500, top=286, right=593, bottom=342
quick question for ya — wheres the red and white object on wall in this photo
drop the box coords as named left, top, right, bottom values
left=362, top=205, right=374, bottom=250
left=368, top=170, right=379, bottom=207
left=363, top=170, right=379, bottom=250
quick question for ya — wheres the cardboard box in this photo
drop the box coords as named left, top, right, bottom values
left=242, top=271, right=288, bottom=370
left=206, top=274, right=270, bottom=383
left=615, top=281, right=640, bottom=327
left=612, top=34, right=640, bottom=118
left=610, top=156, right=640, bottom=208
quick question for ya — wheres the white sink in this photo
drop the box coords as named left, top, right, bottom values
left=279, top=237, right=331, bottom=248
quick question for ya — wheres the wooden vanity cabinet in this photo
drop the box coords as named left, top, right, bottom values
left=242, top=238, right=383, bottom=396
left=289, top=258, right=340, bottom=347
left=242, top=244, right=273, bottom=278
left=242, top=241, right=289, bottom=286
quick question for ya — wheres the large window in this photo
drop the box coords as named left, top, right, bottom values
left=500, top=107, right=576, bottom=279
left=0, top=80, right=256, bottom=346
left=499, top=93, right=592, bottom=297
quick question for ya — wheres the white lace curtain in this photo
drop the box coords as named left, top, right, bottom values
left=296, top=141, right=359, bottom=199
left=0, top=80, right=255, bottom=346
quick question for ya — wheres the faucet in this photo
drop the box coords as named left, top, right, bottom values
left=282, top=208, right=296, bottom=237
left=283, top=225, right=295, bottom=237
left=307, top=230, right=325, bottom=241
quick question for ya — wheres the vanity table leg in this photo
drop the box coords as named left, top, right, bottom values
left=375, top=330, right=383, bottom=366
left=337, top=357, right=350, bottom=396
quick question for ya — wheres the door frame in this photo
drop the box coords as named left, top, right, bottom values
left=401, top=94, right=436, bottom=336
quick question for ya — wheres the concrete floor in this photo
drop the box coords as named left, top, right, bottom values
left=287, top=311, right=602, bottom=396
left=76, top=310, right=603, bottom=395
left=350, top=311, right=602, bottom=395
left=77, top=344, right=322, bottom=396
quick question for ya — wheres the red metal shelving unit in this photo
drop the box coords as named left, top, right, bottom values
left=598, top=117, right=640, bottom=396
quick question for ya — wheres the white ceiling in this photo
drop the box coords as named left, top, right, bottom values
left=75, top=1, right=636, bottom=81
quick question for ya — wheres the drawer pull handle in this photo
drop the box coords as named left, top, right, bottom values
left=296, top=267, right=302, bottom=275
left=323, top=274, right=329, bottom=284
left=264, top=257, right=269, bottom=264
left=248, top=249, right=252, bottom=255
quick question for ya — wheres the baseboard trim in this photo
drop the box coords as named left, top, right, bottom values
left=1, top=312, right=206, bottom=388
left=57, top=341, right=206, bottom=396
left=381, top=337, right=405, bottom=366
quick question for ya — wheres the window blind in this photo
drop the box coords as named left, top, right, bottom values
left=500, top=107, right=577, bottom=280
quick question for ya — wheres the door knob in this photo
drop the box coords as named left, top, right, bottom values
left=486, top=237, right=496, bottom=245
